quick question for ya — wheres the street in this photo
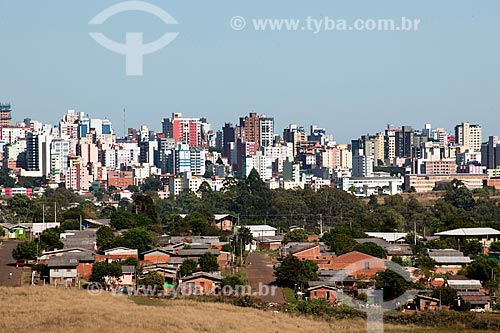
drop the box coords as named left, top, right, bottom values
left=0, top=240, right=22, bottom=286
left=246, top=252, right=285, bottom=304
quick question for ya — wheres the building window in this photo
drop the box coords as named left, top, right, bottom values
left=364, top=261, right=370, bottom=270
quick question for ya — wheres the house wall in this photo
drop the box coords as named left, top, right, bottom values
left=309, top=288, right=337, bottom=304
left=77, top=263, right=93, bottom=280
left=143, top=253, right=170, bottom=264
left=119, top=273, right=134, bottom=286
left=217, top=252, right=231, bottom=268
left=50, top=268, right=77, bottom=286
left=332, top=257, right=385, bottom=279
left=96, top=254, right=138, bottom=262
left=259, top=242, right=281, bottom=250
left=293, top=245, right=335, bottom=270
left=181, top=277, right=219, bottom=295
left=217, top=218, right=233, bottom=231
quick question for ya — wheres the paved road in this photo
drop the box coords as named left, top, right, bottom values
left=246, top=252, right=285, bottom=304
left=0, top=240, right=22, bottom=286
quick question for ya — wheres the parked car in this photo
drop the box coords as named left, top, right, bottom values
left=470, top=308, right=485, bottom=313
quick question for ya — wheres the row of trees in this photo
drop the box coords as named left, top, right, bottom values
left=3, top=170, right=500, bottom=239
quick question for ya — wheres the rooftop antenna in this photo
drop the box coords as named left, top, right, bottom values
left=123, top=108, right=126, bottom=140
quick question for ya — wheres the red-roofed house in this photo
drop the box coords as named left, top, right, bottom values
left=331, top=251, right=386, bottom=279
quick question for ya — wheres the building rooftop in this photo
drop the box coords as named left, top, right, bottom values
left=365, top=232, right=407, bottom=243
left=435, top=227, right=500, bottom=237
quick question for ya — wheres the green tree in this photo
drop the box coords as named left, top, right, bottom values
left=275, top=255, right=318, bottom=288
left=323, top=233, right=357, bottom=255
left=237, top=226, right=254, bottom=246
left=90, top=262, right=122, bottom=282
left=121, top=257, right=139, bottom=267
left=463, top=240, right=483, bottom=257
left=375, top=269, right=412, bottom=301
left=352, top=242, right=386, bottom=259
left=140, top=271, right=165, bottom=293
left=431, top=286, right=457, bottom=306
left=110, top=209, right=136, bottom=230
left=126, top=185, right=140, bottom=193
left=122, top=227, right=154, bottom=254
left=283, top=229, right=309, bottom=244
left=133, top=195, right=158, bottom=222
left=96, top=226, right=115, bottom=246
left=490, top=241, right=500, bottom=253
left=414, top=255, right=436, bottom=271
left=463, top=255, right=500, bottom=283
left=178, top=259, right=198, bottom=277
left=186, top=212, right=210, bottom=235
left=12, top=241, right=40, bottom=261
left=140, top=176, right=163, bottom=192
left=444, top=182, right=475, bottom=211
left=198, top=252, right=219, bottom=272
left=0, top=169, right=15, bottom=187
left=40, top=228, right=63, bottom=250
left=222, top=275, right=245, bottom=288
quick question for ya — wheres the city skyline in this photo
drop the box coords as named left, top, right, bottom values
left=1, top=0, right=499, bottom=143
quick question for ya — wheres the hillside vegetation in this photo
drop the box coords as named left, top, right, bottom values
left=0, top=286, right=477, bottom=333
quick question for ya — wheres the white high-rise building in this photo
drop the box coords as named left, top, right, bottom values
left=242, top=151, right=273, bottom=180
left=259, top=117, right=274, bottom=147
left=455, top=122, right=482, bottom=152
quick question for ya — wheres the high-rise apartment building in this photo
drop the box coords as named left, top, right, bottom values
left=455, top=122, right=482, bottom=151
left=0, top=103, right=12, bottom=126
left=481, top=136, right=500, bottom=169
left=259, top=117, right=274, bottom=147
left=239, top=112, right=261, bottom=146
left=162, top=113, right=203, bottom=148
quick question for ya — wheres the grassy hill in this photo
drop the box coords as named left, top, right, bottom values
left=0, top=286, right=490, bottom=333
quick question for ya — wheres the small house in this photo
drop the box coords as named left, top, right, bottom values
left=48, top=256, right=79, bottom=287
left=307, top=283, right=337, bottom=304
left=179, top=271, right=222, bottom=296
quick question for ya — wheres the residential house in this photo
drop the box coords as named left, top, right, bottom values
left=142, top=265, right=177, bottom=290
left=355, top=238, right=412, bottom=261
left=118, top=265, right=135, bottom=287
left=142, top=248, right=172, bottom=264
left=307, top=283, right=337, bottom=304
left=81, top=219, right=111, bottom=229
left=289, top=243, right=335, bottom=270
left=446, top=275, right=490, bottom=310
left=243, top=225, right=277, bottom=239
left=365, top=232, right=408, bottom=244
left=48, top=256, right=79, bottom=286
left=60, top=229, right=97, bottom=251
left=96, top=247, right=139, bottom=263
left=331, top=251, right=386, bottom=280
left=258, top=236, right=284, bottom=250
left=213, top=214, right=237, bottom=231
left=179, top=271, right=222, bottom=295
left=6, top=225, right=28, bottom=239
left=428, top=249, right=471, bottom=274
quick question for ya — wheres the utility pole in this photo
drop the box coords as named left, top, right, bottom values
left=414, top=220, right=417, bottom=245
left=319, top=214, right=323, bottom=237
left=54, top=202, right=57, bottom=223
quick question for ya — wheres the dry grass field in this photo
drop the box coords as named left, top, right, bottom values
left=0, top=286, right=490, bottom=333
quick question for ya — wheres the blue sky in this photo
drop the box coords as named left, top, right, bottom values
left=0, top=0, right=499, bottom=142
